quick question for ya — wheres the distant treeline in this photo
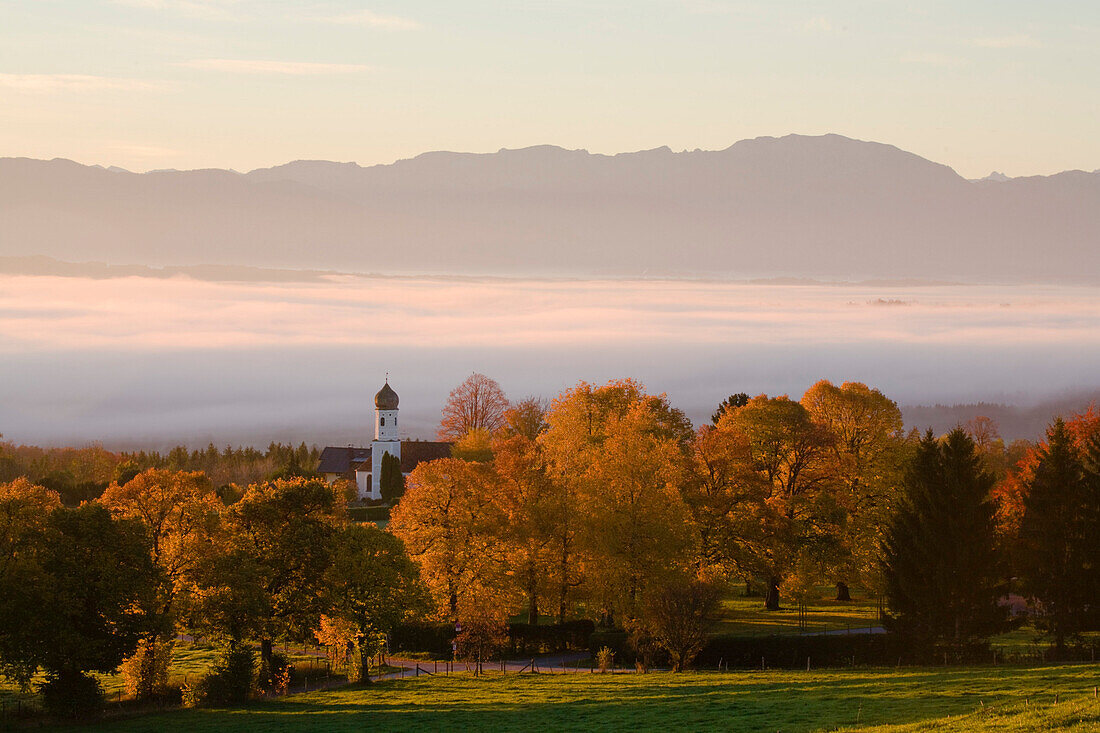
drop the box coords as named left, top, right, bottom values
left=903, top=393, right=1100, bottom=442
left=0, top=439, right=320, bottom=504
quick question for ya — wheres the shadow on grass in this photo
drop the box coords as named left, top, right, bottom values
left=64, top=664, right=1098, bottom=733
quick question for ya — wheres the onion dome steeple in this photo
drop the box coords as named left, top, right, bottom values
left=374, top=380, right=399, bottom=410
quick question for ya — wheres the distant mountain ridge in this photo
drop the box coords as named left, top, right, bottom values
left=2, top=134, right=1098, bottom=281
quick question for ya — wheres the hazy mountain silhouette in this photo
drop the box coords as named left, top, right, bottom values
left=2, top=134, right=1098, bottom=281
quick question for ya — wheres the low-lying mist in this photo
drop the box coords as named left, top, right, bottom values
left=2, top=272, right=1099, bottom=448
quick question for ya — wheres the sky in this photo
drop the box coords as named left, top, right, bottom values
left=5, top=273, right=1100, bottom=447
left=2, top=1, right=1099, bottom=178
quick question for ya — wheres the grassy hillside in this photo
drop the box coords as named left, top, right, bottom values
left=66, top=664, right=1099, bottom=733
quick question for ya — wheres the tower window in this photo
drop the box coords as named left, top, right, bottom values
left=380, top=417, right=385, bottom=426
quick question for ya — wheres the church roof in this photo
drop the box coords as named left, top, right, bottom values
left=318, top=446, right=371, bottom=474
left=350, top=440, right=453, bottom=473
left=375, top=381, right=399, bottom=410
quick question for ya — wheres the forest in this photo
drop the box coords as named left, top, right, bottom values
left=1, top=375, right=1097, bottom=720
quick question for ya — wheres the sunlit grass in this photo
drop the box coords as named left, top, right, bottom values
left=714, top=585, right=882, bottom=635
left=65, top=663, right=1100, bottom=732
left=0, top=641, right=331, bottom=710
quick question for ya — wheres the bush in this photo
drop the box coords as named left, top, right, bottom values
left=596, top=646, right=614, bottom=673
left=39, top=671, right=103, bottom=719
left=195, top=643, right=255, bottom=705
left=120, top=639, right=173, bottom=698
left=258, top=652, right=292, bottom=695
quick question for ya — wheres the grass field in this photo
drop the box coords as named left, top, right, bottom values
left=0, top=642, right=332, bottom=711
left=715, top=588, right=881, bottom=635
left=60, top=663, right=1100, bottom=732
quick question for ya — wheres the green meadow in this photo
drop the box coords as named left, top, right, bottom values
left=62, top=664, right=1100, bottom=733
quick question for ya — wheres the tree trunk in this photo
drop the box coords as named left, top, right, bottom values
left=449, top=589, right=458, bottom=620
left=137, top=634, right=158, bottom=699
left=835, top=581, right=852, bottom=601
left=745, top=579, right=754, bottom=597
left=558, top=541, right=570, bottom=623
left=765, top=577, right=780, bottom=611
left=358, top=641, right=373, bottom=684
left=527, top=566, right=539, bottom=625
left=260, top=638, right=274, bottom=686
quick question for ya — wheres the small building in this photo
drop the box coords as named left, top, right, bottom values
left=318, top=380, right=451, bottom=501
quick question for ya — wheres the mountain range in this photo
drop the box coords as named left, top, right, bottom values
left=2, top=134, right=1098, bottom=281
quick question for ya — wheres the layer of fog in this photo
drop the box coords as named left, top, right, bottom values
left=3, top=273, right=1100, bottom=448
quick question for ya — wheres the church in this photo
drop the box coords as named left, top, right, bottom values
left=317, top=380, right=452, bottom=501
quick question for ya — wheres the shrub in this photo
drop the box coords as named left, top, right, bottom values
left=642, top=578, right=721, bottom=671
left=120, top=639, right=173, bottom=698
left=39, top=671, right=103, bottom=719
left=196, top=643, right=255, bottom=705
left=596, top=646, right=614, bottom=673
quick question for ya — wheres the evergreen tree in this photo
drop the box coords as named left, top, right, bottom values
left=1018, top=419, right=1099, bottom=654
left=379, top=452, right=405, bottom=504
left=711, top=393, right=750, bottom=425
left=881, top=429, right=1007, bottom=654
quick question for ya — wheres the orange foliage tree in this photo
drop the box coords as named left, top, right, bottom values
left=438, top=373, right=510, bottom=441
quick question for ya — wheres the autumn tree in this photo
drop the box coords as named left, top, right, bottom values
left=492, top=431, right=558, bottom=624
left=454, top=595, right=509, bottom=675
left=541, top=380, right=695, bottom=624
left=1016, top=419, right=1100, bottom=654
left=29, top=504, right=157, bottom=717
left=438, top=372, right=510, bottom=440
left=99, top=469, right=221, bottom=698
left=451, top=428, right=494, bottom=462
left=720, top=394, right=836, bottom=610
left=682, top=424, right=767, bottom=578
left=389, top=458, right=507, bottom=620
left=583, top=404, right=695, bottom=622
left=500, top=397, right=549, bottom=441
left=203, top=477, right=345, bottom=686
left=641, top=576, right=722, bottom=671
left=327, top=524, right=429, bottom=682
left=881, top=429, right=1008, bottom=653
left=0, top=479, right=62, bottom=687
left=801, top=380, right=906, bottom=601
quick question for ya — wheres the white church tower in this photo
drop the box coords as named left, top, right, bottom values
left=370, top=379, right=401, bottom=499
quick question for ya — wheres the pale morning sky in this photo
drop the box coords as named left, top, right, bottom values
left=1, top=0, right=1098, bottom=178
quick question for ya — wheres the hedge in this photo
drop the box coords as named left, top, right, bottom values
left=348, top=505, right=390, bottom=523
left=507, top=620, right=595, bottom=657
left=390, top=622, right=454, bottom=657
left=391, top=620, right=596, bottom=658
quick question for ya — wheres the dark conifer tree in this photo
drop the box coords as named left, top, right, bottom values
left=711, top=393, right=750, bottom=425
left=379, top=452, right=405, bottom=504
left=881, top=428, right=1007, bottom=654
left=1019, top=419, right=1100, bottom=654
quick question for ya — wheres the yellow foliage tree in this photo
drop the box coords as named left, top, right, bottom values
left=99, top=469, right=222, bottom=698
left=388, top=458, right=508, bottom=620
